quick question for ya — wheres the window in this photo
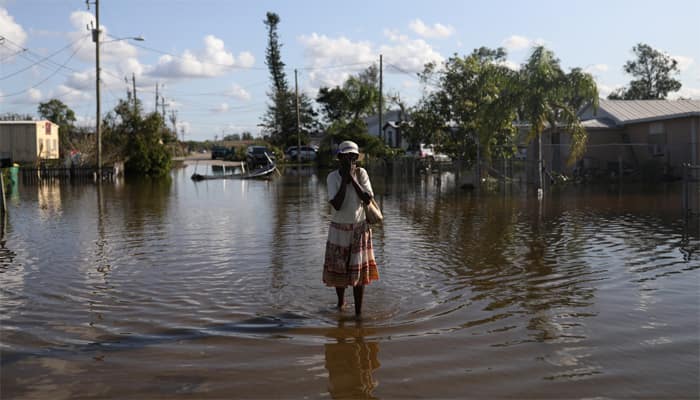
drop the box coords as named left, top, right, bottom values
left=649, top=122, right=664, bottom=135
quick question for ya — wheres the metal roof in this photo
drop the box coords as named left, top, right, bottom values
left=588, top=99, right=700, bottom=125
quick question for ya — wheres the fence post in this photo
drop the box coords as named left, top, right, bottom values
left=681, top=163, right=690, bottom=217
left=0, top=170, right=6, bottom=217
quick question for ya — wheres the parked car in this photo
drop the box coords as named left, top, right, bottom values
left=246, top=145, right=275, bottom=166
left=285, top=145, right=317, bottom=162
left=405, top=143, right=435, bottom=159
left=405, top=143, right=450, bottom=163
left=211, top=146, right=232, bottom=160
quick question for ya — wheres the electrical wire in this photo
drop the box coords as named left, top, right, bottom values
left=0, top=38, right=86, bottom=97
left=0, top=34, right=89, bottom=79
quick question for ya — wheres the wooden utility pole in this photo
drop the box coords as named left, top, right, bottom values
left=295, top=69, right=301, bottom=167
left=155, top=83, right=159, bottom=115
left=91, top=0, right=102, bottom=178
left=132, top=73, right=137, bottom=114
left=378, top=54, right=383, bottom=143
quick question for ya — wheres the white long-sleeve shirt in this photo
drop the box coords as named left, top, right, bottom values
left=326, top=167, right=374, bottom=224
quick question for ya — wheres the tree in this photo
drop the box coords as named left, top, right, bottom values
left=260, top=12, right=317, bottom=147
left=102, top=98, right=172, bottom=176
left=316, top=65, right=381, bottom=126
left=519, top=46, right=598, bottom=189
left=415, top=47, right=521, bottom=169
left=38, top=99, right=77, bottom=157
left=608, top=43, right=682, bottom=100
left=315, top=65, right=386, bottom=161
left=0, top=112, right=34, bottom=121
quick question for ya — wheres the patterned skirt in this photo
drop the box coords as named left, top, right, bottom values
left=323, top=221, right=379, bottom=287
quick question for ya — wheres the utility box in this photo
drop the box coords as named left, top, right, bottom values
left=0, top=120, right=60, bottom=164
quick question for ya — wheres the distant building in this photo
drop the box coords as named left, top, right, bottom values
left=364, top=110, right=402, bottom=143
left=0, top=120, right=60, bottom=165
left=530, top=99, right=700, bottom=179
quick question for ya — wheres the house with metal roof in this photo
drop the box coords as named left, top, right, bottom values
left=539, top=99, right=700, bottom=180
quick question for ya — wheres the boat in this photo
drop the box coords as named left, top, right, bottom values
left=191, top=154, right=278, bottom=181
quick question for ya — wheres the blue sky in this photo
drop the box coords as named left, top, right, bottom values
left=1, top=0, right=699, bottom=141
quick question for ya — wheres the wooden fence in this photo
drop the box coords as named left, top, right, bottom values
left=19, top=166, right=118, bottom=184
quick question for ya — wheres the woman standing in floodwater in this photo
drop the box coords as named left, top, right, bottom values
left=323, top=140, right=379, bottom=316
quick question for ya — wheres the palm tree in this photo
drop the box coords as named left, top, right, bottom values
left=519, top=46, right=598, bottom=192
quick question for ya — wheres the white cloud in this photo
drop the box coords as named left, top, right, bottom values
left=672, top=55, right=694, bottom=72
left=299, top=33, right=375, bottom=88
left=150, top=35, right=254, bottom=78
left=673, top=86, right=700, bottom=100
left=379, top=37, right=443, bottom=74
left=409, top=19, right=455, bottom=39
left=51, top=85, right=91, bottom=103
left=298, top=33, right=443, bottom=91
left=502, top=35, right=530, bottom=51
left=68, top=11, right=138, bottom=64
left=225, top=84, right=251, bottom=101
left=177, top=121, right=191, bottom=135
left=502, top=35, right=546, bottom=52
left=27, top=88, right=41, bottom=102
left=596, top=82, right=624, bottom=99
left=585, top=64, right=609, bottom=73
left=0, top=7, right=28, bottom=61
left=498, top=59, right=520, bottom=71
left=211, top=103, right=230, bottom=113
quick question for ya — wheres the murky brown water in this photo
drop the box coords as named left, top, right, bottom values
left=1, top=163, right=699, bottom=399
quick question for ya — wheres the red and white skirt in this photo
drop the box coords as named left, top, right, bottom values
left=323, top=221, right=379, bottom=287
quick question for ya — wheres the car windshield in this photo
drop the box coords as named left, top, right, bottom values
left=252, top=147, right=267, bottom=154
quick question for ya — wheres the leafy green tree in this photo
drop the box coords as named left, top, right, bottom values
left=316, top=64, right=386, bottom=161
left=519, top=46, right=598, bottom=189
left=38, top=98, right=77, bottom=157
left=416, top=47, right=520, bottom=169
left=317, top=66, right=380, bottom=125
left=608, top=43, right=682, bottom=100
left=102, top=99, right=172, bottom=177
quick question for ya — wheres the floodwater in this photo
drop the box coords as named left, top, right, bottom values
left=1, top=163, right=698, bottom=399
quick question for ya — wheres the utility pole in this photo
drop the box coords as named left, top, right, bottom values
left=89, top=0, right=102, bottom=178
left=132, top=73, right=137, bottom=115
left=295, top=69, right=301, bottom=167
left=378, top=54, right=383, bottom=144
left=155, top=82, right=159, bottom=115
left=161, top=96, right=166, bottom=118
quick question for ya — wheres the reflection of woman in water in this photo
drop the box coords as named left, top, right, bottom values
left=324, top=321, right=380, bottom=399
left=323, top=140, right=379, bottom=316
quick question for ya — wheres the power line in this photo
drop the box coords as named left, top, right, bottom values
left=0, top=38, right=86, bottom=98
left=0, top=34, right=89, bottom=79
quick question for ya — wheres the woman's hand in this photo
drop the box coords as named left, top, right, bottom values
left=339, top=161, right=356, bottom=184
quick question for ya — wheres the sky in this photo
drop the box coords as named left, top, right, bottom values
left=1, top=0, right=699, bottom=141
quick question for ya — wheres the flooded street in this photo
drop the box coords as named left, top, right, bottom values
left=1, top=163, right=699, bottom=399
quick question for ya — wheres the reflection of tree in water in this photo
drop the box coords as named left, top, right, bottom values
left=390, top=179, right=599, bottom=342
left=324, top=321, right=380, bottom=399
left=118, top=176, right=172, bottom=235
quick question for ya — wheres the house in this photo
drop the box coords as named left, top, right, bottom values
left=0, top=120, right=60, bottom=165
left=533, top=99, right=700, bottom=179
left=383, top=121, right=405, bottom=149
left=364, top=110, right=402, bottom=143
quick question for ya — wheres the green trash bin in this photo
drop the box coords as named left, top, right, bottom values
left=9, top=164, right=19, bottom=185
